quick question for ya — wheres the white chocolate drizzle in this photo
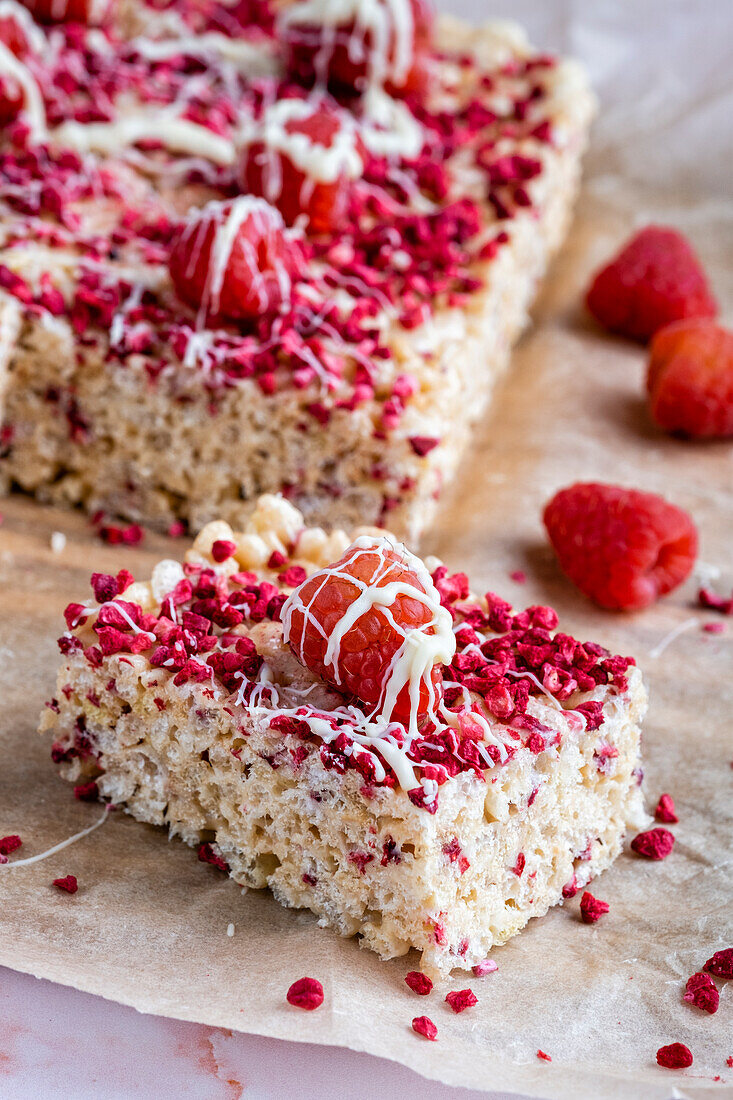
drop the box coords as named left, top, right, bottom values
left=0, top=39, right=47, bottom=143
left=51, top=112, right=236, bottom=166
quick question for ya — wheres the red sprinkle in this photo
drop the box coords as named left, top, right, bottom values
left=580, top=891, right=609, bottom=923
left=405, top=971, right=433, bottom=996
left=73, top=780, right=99, bottom=802
left=472, top=959, right=498, bottom=977
left=286, top=976, right=324, bottom=1010
left=445, top=989, right=478, bottom=1013
left=53, top=874, right=78, bottom=893
left=537, top=1049, right=552, bottom=1062
left=656, top=1043, right=693, bottom=1069
left=654, top=794, right=678, bottom=823
left=684, top=972, right=719, bottom=1014
left=412, top=1015, right=438, bottom=1040
left=630, top=827, right=675, bottom=860
left=704, top=948, right=733, bottom=979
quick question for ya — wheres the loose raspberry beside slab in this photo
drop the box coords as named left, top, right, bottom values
left=53, top=874, right=78, bottom=893
left=704, top=948, right=733, bottom=979
left=654, top=794, right=678, bottom=823
left=647, top=320, right=733, bottom=438
left=684, top=972, right=719, bottom=1014
left=445, top=989, right=478, bottom=1013
left=586, top=226, right=717, bottom=342
left=405, top=971, right=433, bottom=995
left=543, top=482, right=697, bottom=611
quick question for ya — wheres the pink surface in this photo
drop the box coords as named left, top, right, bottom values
left=0, top=967, right=528, bottom=1099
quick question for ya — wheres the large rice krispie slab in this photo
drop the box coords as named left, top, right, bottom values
left=41, top=494, right=647, bottom=977
left=0, top=0, right=594, bottom=543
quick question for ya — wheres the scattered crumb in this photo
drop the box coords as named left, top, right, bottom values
left=227, top=922, right=235, bottom=937
left=50, top=531, right=67, bottom=553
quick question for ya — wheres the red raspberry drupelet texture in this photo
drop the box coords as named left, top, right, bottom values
left=411, top=1015, right=438, bottom=1040
left=704, top=948, right=733, bottom=979
left=282, top=540, right=445, bottom=723
left=586, top=226, right=717, bottom=342
left=53, top=874, right=78, bottom=893
left=579, top=891, right=609, bottom=923
left=281, top=0, right=433, bottom=96
left=241, top=105, right=364, bottom=235
left=656, top=1042, right=693, bottom=1069
left=168, top=198, right=302, bottom=322
left=647, top=320, right=733, bottom=439
left=543, top=482, right=698, bottom=611
left=405, top=971, right=433, bottom=995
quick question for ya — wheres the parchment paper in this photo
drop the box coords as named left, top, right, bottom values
left=1, top=4, right=732, bottom=1096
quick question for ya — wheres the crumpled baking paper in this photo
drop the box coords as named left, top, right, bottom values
left=0, top=2, right=731, bottom=1095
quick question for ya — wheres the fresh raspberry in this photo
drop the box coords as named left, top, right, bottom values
left=586, top=226, right=717, bottom=342
left=286, top=976, right=324, bottom=1010
left=579, top=891, right=609, bottom=923
left=654, top=793, right=678, bottom=823
left=630, top=827, right=675, bottom=860
left=241, top=105, right=364, bottom=234
left=684, top=972, right=719, bottom=1014
left=282, top=539, right=446, bottom=725
left=656, top=1042, right=693, bottom=1069
left=543, top=482, right=698, bottom=611
left=282, top=0, right=432, bottom=96
left=168, top=197, right=302, bottom=322
left=646, top=320, right=733, bottom=438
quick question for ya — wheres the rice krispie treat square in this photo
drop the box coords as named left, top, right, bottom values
left=41, top=494, right=647, bottom=976
left=1, top=0, right=594, bottom=543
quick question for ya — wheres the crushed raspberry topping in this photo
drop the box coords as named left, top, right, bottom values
left=445, top=988, right=477, bottom=1013
left=56, top=533, right=638, bottom=813
left=684, top=972, right=719, bottom=1014
left=286, top=975, right=324, bottom=1010
left=704, top=949, right=733, bottom=979
left=53, top=873, right=78, bottom=893
left=579, top=891, right=609, bottom=923
left=647, top=320, right=733, bottom=439
left=411, top=1015, right=437, bottom=1041
left=586, top=226, right=717, bottom=343
left=654, top=793, right=678, bottom=823
left=630, top=827, right=675, bottom=861
left=544, top=482, right=698, bottom=611
left=656, top=1042, right=693, bottom=1070
left=405, top=970, right=433, bottom=995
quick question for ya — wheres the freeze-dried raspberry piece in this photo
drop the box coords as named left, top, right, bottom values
left=472, top=959, right=498, bottom=977
left=704, top=948, right=733, bottom=979
left=537, top=1049, right=552, bottom=1062
left=73, top=780, right=99, bottom=802
left=286, top=976, right=324, bottom=1010
left=586, top=227, right=717, bottom=342
left=684, top=972, right=719, bottom=1014
left=445, top=989, right=477, bottom=1013
left=656, top=1042, right=693, bottom=1069
left=53, top=874, right=78, bottom=893
left=543, top=482, right=698, bottom=611
left=282, top=0, right=432, bottom=96
left=197, top=842, right=229, bottom=872
left=411, top=1015, right=437, bottom=1040
left=579, top=891, right=609, bottom=923
left=211, top=539, right=237, bottom=563
left=282, top=537, right=453, bottom=726
left=654, top=793, right=678, bottom=824
left=241, top=103, right=365, bottom=235
left=646, top=320, right=733, bottom=438
left=630, top=827, right=675, bottom=860
left=0, top=834, right=21, bottom=857
left=405, top=971, right=433, bottom=995
left=168, top=197, right=302, bottom=322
